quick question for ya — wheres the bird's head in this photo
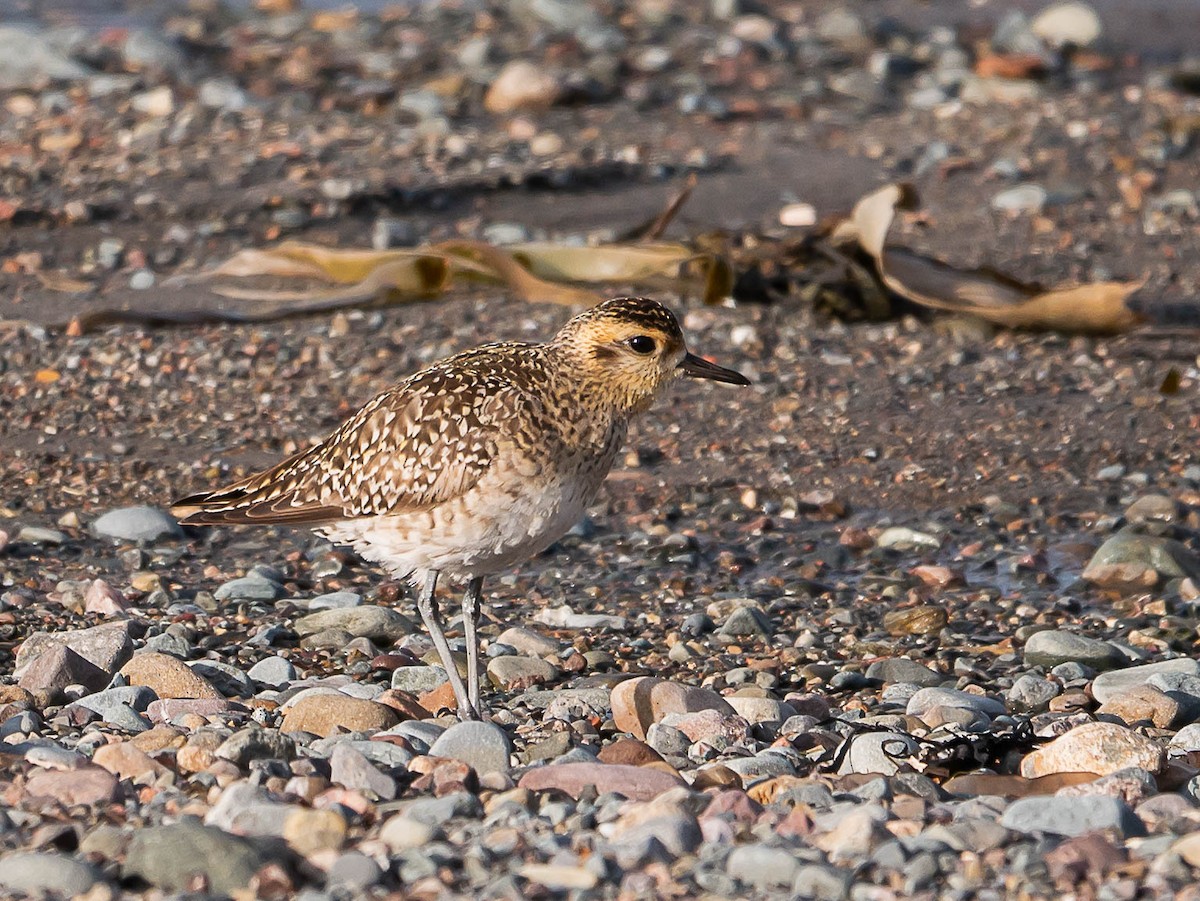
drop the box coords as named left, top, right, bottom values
left=552, top=296, right=749, bottom=413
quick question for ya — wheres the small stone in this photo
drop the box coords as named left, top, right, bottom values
left=487, top=655, right=559, bottom=689
left=92, top=741, right=167, bottom=781
left=327, top=851, right=383, bottom=891
left=306, top=590, right=362, bottom=610
left=727, top=845, right=801, bottom=890
left=0, top=852, right=99, bottom=898
left=19, top=644, right=109, bottom=694
left=392, top=665, right=447, bottom=694
left=1007, top=674, right=1061, bottom=712
left=518, top=863, right=598, bottom=891
left=92, top=506, right=181, bottom=542
left=16, top=526, right=67, bottom=545
left=906, top=687, right=1005, bottom=719
left=247, top=656, right=296, bottom=685
left=24, top=766, right=118, bottom=807
left=876, top=527, right=940, bottom=550
left=294, top=606, right=412, bottom=642
left=283, top=808, right=346, bottom=855
left=1124, top=495, right=1178, bottom=524
left=280, top=694, right=400, bottom=737
left=720, top=606, right=772, bottom=637
left=866, top=658, right=943, bottom=687
left=836, top=732, right=920, bottom=776
left=330, top=743, right=396, bottom=800
left=1023, top=630, right=1125, bottom=671
left=484, top=60, right=561, bottom=113
left=611, top=677, right=736, bottom=740
left=124, top=822, right=267, bottom=895
left=991, top=184, right=1048, bottom=214
left=1031, top=1, right=1102, bottom=47
left=1092, top=657, right=1200, bottom=703
left=217, top=727, right=294, bottom=766
left=429, top=721, right=512, bottom=774
left=779, top=203, right=817, bottom=228
left=379, top=815, right=435, bottom=851
left=518, top=762, right=683, bottom=800
left=1000, top=795, right=1141, bottom=837
left=726, top=696, right=795, bottom=725
left=15, top=622, right=133, bottom=678
left=120, top=652, right=221, bottom=699
left=1084, top=527, right=1200, bottom=584
left=1097, top=685, right=1182, bottom=728
left=496, top=626, right=559, bottom=656
left=1021, top=722, right=1163, bottom=777
left=213, top=575, right=284, bottom=602
left=882, top=605, right=948, bottom=636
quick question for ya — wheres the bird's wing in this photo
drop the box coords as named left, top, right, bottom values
left=172, top=355, right=538, bottom=526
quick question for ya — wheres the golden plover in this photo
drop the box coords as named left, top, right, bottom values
left=172, top=296, right=749, bottom=719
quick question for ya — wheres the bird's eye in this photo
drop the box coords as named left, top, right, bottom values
left=627, top=335, right=657, bottom=355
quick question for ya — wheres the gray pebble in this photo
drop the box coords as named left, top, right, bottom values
left=429, top=721, right=512, bottom=774
left=92, top=506, right=181, bottom=542
left=248, top=656, right=296, bottom=685
left=1000, top=795, right=1143, bottom=837
left=0, top=852, right=99, bottom=897
left=865, top=658, right=943, bottom=687
left=1023, top=630, right=1125, bottom=671
left=391, top=665, right=447, bottom=695
left=214, top=575, right=284, bottom=603
left=1092, top=657, right=1200, bottom=703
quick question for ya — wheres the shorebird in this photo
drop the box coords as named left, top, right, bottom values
left=173, top=296, right=748, bottom=719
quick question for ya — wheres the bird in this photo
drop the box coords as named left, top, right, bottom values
left=172, top=296, right=749, bottom=720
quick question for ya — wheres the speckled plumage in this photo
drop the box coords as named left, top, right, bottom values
left=174, top=296, right=748, bottom=718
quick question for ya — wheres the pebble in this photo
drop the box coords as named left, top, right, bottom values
left=836, top=731, right=920, bottom=776
left=779, top=203, right=818, bottom=228
left=1000, top=795, right=1141, bottom=837
left=330, top=743, right=397, bottom=800
left=1084, top=527, right=1200, bottom=585
left=0, top=852, right=100, bottom=898
left=24, top=767, right=118, bottom=807
left=247, top=655, right=296, bottom=685
left=1007, top=674, right=1061, bottom=712
left=15, top=526, right=67, bottom=545
left=294, top=605, right=413, bottom=641
left=991, top=184, right=1048, bottom=214
left=91, top=506, right=181, bottom=542
left=429, top=720, right=512, bottom=774
left=392, top=665, right=448, bottom=694
left=213, top=574, right=284, bottom=602
left=726, top=844, right=801, bottom=889
left=124, top=822, right=268, bottom=894
left=280, top=694, right=400, bottom=736
left=120, top=652, right=221, bottom=700
left=327, top=851, right=383, bottom=890
left=1031, top=1, right=1103, bottom=47
left=720, top=606, right=772, bottom=637
left=19, top=644, right=108, bottom=694
left=906, top=687, right=1005, bottom=719
left=1023, top=630, right=1125, bottom=670
left=496, top=626, right=560, bottom=657
left=1096, top=685, right=1182, bottom=729
left=305, top=590, right=362, bottom=610
left=611, top=677, right=736, bottom=739
left=1092, top=658, right=1200, bottom=703
left=865, top=658, right=943, bottom=687
left=1021, top=722, right=1163, bottom=777
left=484, top=60, right=561, bottom=113
left=519, top=762, right=683, bottom=800
left=487, top=655, right=559, bottom=689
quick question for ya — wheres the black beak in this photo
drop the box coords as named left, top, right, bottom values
left=678, top=352, right=750, bottom=386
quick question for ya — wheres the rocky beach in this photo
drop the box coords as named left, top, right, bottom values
left=3, top=0, right=1200, bottom=897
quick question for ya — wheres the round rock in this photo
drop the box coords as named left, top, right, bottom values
left=428, top=721, right=512, bottom=774
left=92, top=506, right=181, bottom=542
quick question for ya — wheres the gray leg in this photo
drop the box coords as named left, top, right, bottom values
left=462, top=577, right=484, bottom=715
left=415, top=570, right=478, bottom=720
